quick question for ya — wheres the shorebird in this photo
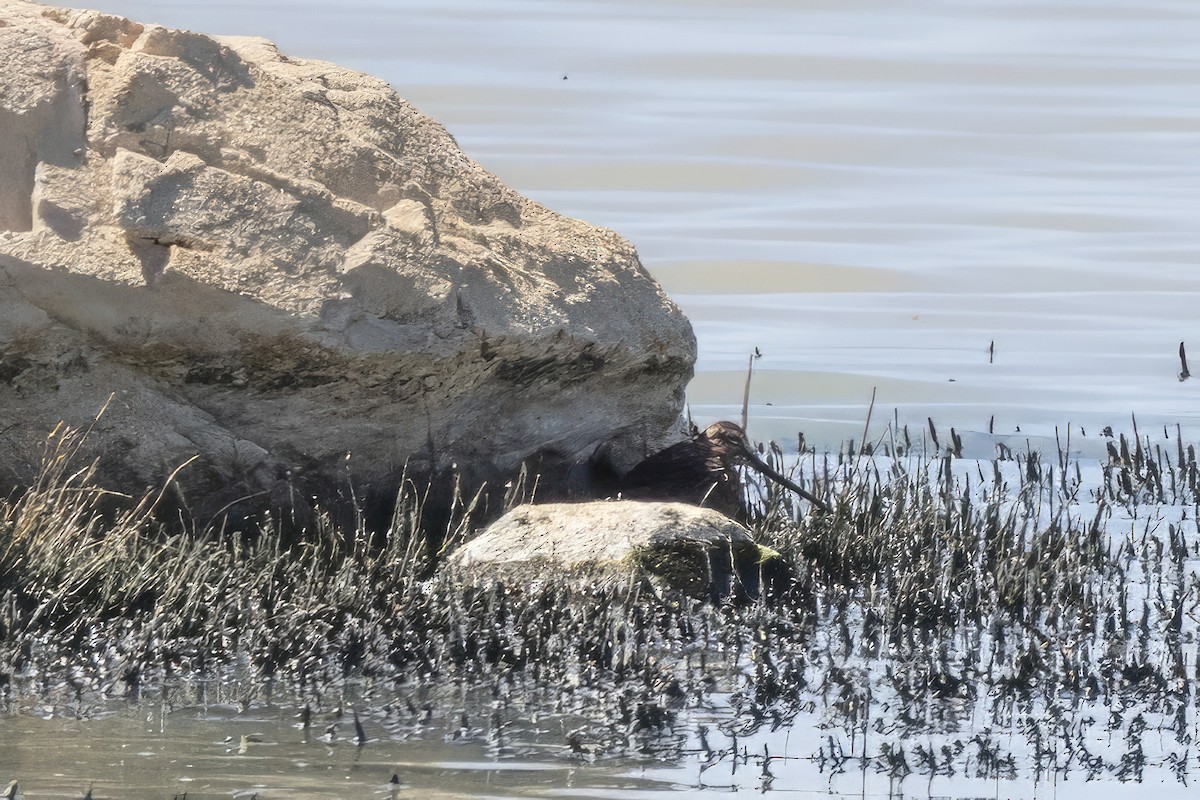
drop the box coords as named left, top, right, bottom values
left=620, top=421, right=829, bottom=516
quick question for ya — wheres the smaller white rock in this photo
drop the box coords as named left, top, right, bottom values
left=450, top=500, right=775, bottom=597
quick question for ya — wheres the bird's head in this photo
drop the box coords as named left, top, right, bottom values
left=700, top=420, right=830, bottom=513
left=700, top=421, right=754, bottom=457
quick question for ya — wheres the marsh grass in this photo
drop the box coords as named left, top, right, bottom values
left=2, top=419, right=1199, bottom=787
left=730, top=426, right=1200, bottom=786
left=0, top=423, right=451, bottom=663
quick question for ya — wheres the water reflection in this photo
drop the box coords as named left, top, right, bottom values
left=0, top=696, right=670, bottom=799
left=5, top=663, right=1199, bottom=799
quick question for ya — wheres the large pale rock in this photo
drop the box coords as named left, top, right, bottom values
left=449, top=501, right=782, bottom=598
left=0, top=1, right=695, bottom=522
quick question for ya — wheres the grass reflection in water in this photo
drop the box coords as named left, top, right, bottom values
left=1, top=420, right=1198, bottom=797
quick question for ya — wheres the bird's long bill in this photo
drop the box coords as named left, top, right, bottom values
left=743, top=449, right=831, bottom=513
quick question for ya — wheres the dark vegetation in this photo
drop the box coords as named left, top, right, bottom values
left=2, top=419, right=1199, bottom=788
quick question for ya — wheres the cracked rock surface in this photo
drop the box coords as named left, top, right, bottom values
left=0, top=0, right=695, bottom=523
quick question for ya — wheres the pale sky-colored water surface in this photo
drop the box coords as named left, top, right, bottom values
left=44, top=0, right=1200, bottom=452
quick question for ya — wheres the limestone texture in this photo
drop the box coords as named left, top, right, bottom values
left=0, top=1, right=695, bottom=522
left=449, top=501, right=780, bottom=599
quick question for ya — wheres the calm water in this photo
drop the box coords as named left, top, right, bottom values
left=17, top=0, right=1200, bottom=796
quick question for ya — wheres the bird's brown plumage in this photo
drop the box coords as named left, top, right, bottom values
left=619, top=421, right=828, bottom=517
